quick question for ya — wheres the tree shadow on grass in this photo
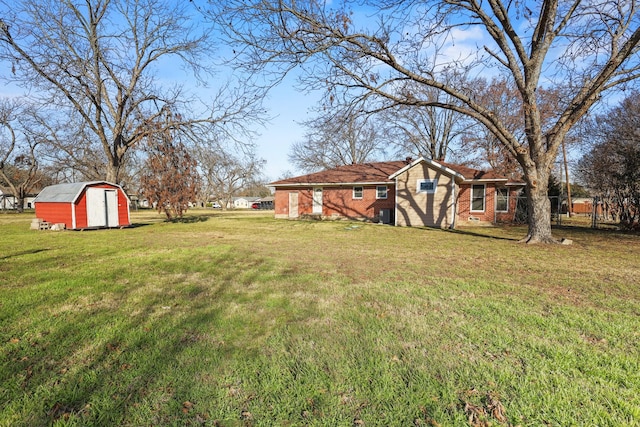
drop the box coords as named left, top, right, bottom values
left=439, top=227, right=521, bottom=241
left=168, top=215, right=210, bottom=224
left=0, top=248, right=49, bottom=260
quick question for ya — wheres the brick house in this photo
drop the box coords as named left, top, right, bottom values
left=270, top=157, right=524, bottom=228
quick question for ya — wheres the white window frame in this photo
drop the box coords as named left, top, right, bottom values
left=376, top=185, right=388, bottom=199
left=417, top=179, right=438, bottom=194
left=495, top=187, right=509, bottom=212
left=353, top=186, right=363, bottom=199
left=471, top=184, right=485, bottom=212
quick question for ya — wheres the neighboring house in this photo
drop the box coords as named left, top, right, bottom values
left=0, top=186, right=38, bottom=210
left=254, top=196, right=274, bottom=210
left=269, top=157, right=524, bottom=228
left=34, top=181, right=131, bottom=230
left=230, top=196, right=261, bottom=209
left=571, top=197, right=600, bottom=216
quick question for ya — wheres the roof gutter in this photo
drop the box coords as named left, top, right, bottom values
left=461, top=179, right=509, bottom=184
left=270, top=181, right=394, bottom=187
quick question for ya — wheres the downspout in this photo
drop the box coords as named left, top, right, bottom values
left=450, top=178, right=456, bottom=229
left=394, top=176, right=398, bottom=226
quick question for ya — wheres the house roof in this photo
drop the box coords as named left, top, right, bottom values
left=270, top=158, right=513, bottom=186
left=33, top=181, right=123, bottom=203
left=270, top=161, right=408, bottom=186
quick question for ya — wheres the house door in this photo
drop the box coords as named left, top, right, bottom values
left=288, top=192, right=299, bottom=218
left=312, top=187, right=323, bottom=214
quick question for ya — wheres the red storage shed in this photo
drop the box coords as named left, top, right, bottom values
left=34, top=181, right=131, bottom=230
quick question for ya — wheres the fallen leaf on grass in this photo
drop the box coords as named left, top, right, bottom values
left=486, top=392, right=506, bottom=423
left=464, top=402, right=488, bottom=427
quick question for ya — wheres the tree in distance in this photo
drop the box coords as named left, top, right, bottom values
left=0, top=98, right=53, bottom=212
left=289, top=109, right=385, bottom=173
left=577, top=93, right=640, bottom=229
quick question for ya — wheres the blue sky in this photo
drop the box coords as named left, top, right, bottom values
left=253, top=78, right=317, bottom=181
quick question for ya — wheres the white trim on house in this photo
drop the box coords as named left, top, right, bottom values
left=389, top=157, right=465, bottom=182
left=270, top=181, right=392, bottom=187
left=462, top=179, right=509, bottom=184
left=376, top=185, right=388, bottom=199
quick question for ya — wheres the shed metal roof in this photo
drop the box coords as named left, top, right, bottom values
left=34, top=181, right=120, bottom=203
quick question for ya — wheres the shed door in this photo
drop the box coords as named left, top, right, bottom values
left=105, top=190, right=119, bottom=227
left=288, top=192, right=299, bottom=218
left=86, top=188, right=119, bottom=227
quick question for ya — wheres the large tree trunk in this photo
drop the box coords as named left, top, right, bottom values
left=105, top=162, right=119, bottom=184
left=16, top=196, right=25, bottom=213
left=522, top=169, right=558, bottom=244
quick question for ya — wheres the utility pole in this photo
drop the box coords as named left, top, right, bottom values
left=561, top=139, right=572, bottom=217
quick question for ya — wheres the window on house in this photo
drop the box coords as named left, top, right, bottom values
left=353, top=186, right=363, bottom=199
left=417, top=179, right=437, bottom=194
left=471, top=184, right=485, bottom=211
left=376, top=186, right=388, bottom=199
left=496, top=188, right=509, bottom=212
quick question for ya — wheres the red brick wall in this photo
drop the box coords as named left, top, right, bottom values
left=274, top=185, right=395, bottom=220
left=274, top=189, right=290, bottom=217
left=457, top=184, right=519, bottom=224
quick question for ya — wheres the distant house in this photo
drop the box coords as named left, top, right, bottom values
left=269, top=157, right=524, bottom=228
left=254, top=196, right=274, bottom=210
left=0, top=187, right=38, bottom=210
left=34, top=181, right=131, bottom=230
left=229, top=196, right=264, bottom=209
left=571, top=197, right=600, bottom=216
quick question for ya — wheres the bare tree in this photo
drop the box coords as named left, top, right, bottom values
left=459, top=78, right=527, bottom=177
left=289, top=109, right=385, bottom=172
left=577, top=93, right=640, bottom=228
left=195, top=143, right=265, bottom=210
left=210, top=0, right=640, bottom=243
left=384, top=82, right=473, bottom=162
left=0, top=99, right=51, bottom=212
left=0, top=0, right=264, bottom=185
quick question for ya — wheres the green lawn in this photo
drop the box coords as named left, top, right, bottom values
left=1, top=211, right=638, bottom=426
